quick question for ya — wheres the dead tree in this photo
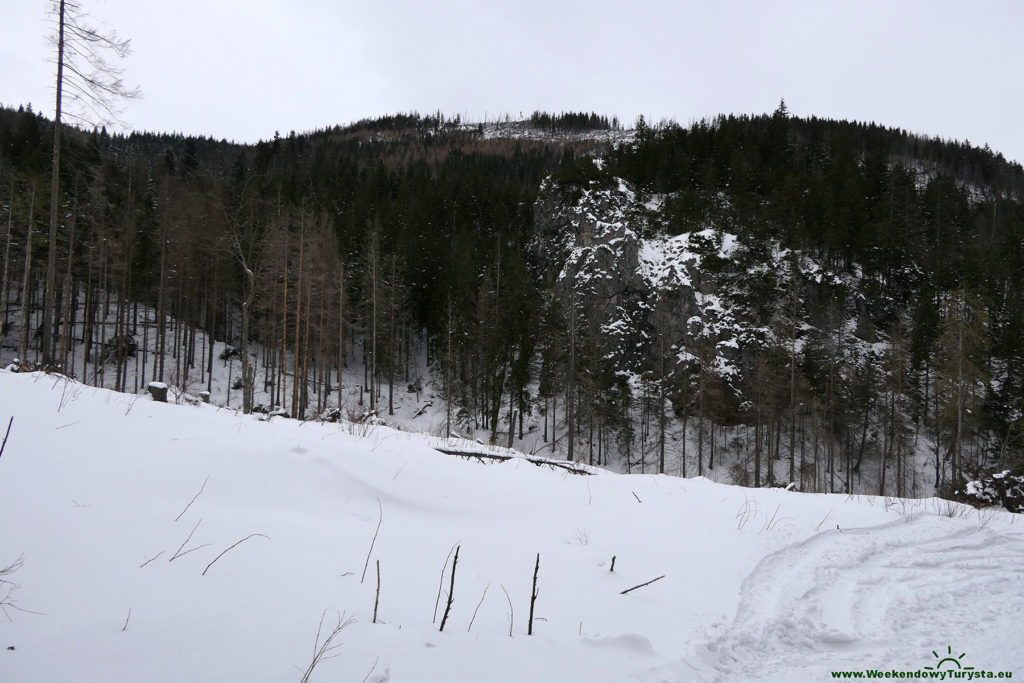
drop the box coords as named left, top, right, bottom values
left=43, top=0, right=139, bottom=364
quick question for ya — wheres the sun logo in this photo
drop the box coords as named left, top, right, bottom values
left=924, top=646, right=974, bottom=671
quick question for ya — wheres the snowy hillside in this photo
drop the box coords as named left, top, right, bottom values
left=1, top=369, right=1021, bottom=682
left=5, top=107, right=1023, bottom=508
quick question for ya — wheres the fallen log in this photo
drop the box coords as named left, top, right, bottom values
left=433, top=448, right=594, bottom=476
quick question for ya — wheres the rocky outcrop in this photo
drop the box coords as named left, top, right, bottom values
left=531, top=173, right=876, bottom=408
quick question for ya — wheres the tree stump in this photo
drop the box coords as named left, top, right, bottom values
left=148, top=381, right=168, bottom=403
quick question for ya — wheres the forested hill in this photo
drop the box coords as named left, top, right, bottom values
left=1, top=104, right=1022, bottom=503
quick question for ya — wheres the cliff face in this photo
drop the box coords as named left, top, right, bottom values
left=532, top=172, right=884, bottom=418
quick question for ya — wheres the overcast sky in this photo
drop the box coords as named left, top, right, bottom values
left=2, top=0, right=1023, bottom=164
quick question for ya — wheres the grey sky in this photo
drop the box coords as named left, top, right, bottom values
left=2, top=0, right=1023, bottom=165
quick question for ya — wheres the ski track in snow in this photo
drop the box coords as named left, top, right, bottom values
left=680, top=516, right=1024, bottom=682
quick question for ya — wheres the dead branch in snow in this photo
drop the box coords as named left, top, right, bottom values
left=202, top=533, right=270, bottom=576
left=620, top=575, right=665, bottom=595
left=175, top=475, right=209, bottom=522
left=361, top=498, right=383, bottom=584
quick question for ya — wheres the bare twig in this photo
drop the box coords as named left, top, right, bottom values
left=169, top=519, right=203, bottom=561
left=815, top=507, right=834, bottom=532
left=372, top=560, right=381, bottom=624
left=433, top=543, right=457, bottom=623
left=298, top=610, right=355, bottom=683
left=610, top=555, right=616, bottom=572
left=500, top=584, right=514, bottom=637
left=1, top=585, right=43, bottom=620
left=175, top=476, right=209, bottom=522
left=0, top=555, right=25, bottom=585
left=761, top=504, right=781, bottom=532
left=57, top=379, right=76, bottom=413
left=736, top=495, right=759, bottom=531
left=528, top=553, right=540, bottom=635
left=632, top=491, right=642, bottom=503
left=1, top=555, right=43, bottom=620
left=761, top=504, right=790, bottom=533
left=360, top=499, right=382, bottom=584
left=439, top=545, right=459, bottom=632
left=620, top=575, right=665, bottom=595
left=175, top=544, right=211, bottom=560
left=360, top=656, right=380, bottom=683
left=467, top=583, right=490, bottom=632
left=202, top=533, right=269, bottom=576
left=121, top=608, right=131, bottom=632
left=0, top=416, right=12, bottom=460
left=124, top=394, right=140, bottom=416
left=139, top=551, right=164, bottom=568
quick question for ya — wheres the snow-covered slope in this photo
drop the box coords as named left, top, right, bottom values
left=0, top=369, right=1021, bottom=682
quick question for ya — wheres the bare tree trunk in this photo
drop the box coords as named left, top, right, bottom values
left=2, top=181, right=15, bottom=338
left=542, top=396, right=547, bottom=443
left=58, top=199, right=76, bottom=372
left=551, top=395, right=557, bottom=453
left=370, top=235, right=378, bottom=411
left=658, top=333, right=666, bottom=474
left=566, top=292, right=576, bottom=462
left=317, top=278, right=326, bottom=414
left=388, top=254, right=396, bottom=416
left=280, top=236, right=288, bottom=411
left=790, top=304, right=797, bottom=484
left=207, top=272, right=216, bottom=394
left=292, top=225, right=304, bottom=418
left=895, top=333, right=904, bottom=497
left=445, top=294, right=452, bottom=437
left=754, top=412, right=761, bottom=487
left=97, top=242, right=108, bottom=386
left=173, top=287, right=181, bottom=387
left=301, top=283, right=312, bottom=417
left=43, top=0, right=66, bottom=366
left=71, top=277, right=80, bottom=381
left=697, top=359, right=705, bottom=476
left=342, top=262, right=350, bottom=411
left=82, top=243, right=93, bottom=380
left=114, top=256, right=127, bottom=392
left=155, top=220, right=167, bottom=382
left=239, top=254, right=255, bottom=414
left=20, top=185, right=35, bottom=362
left=506, top=359, right=516, bottom=449
left=955, top=296, right=964, bottom=485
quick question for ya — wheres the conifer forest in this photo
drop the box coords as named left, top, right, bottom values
left=2, top=104, right=1023, bottom=502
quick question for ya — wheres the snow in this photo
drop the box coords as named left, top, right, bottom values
left=1, top=369, right=1022, bottom=682
left=638, top=234, right=695, bottom=290
left=636, top=229, right=739, bottom=292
